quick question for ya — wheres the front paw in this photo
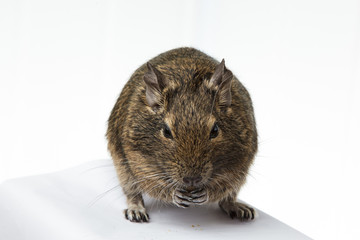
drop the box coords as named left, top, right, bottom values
left=219, top=201, right=256, bottom=221
left=124, top=208, right=149, bottom=223
left=173, top=188, right=208, bottom=208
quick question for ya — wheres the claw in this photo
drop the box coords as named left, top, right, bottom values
left=124, top=208, right=149, bottom=223
left=173, top=188, right=208, bottom=207
left=219, top=201, right=257, bottom=221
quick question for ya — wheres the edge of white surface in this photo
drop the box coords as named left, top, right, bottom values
left=0, top=159, right=312, bottom=240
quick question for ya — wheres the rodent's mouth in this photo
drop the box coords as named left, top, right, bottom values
left=172, top=187, right=208, bottom=208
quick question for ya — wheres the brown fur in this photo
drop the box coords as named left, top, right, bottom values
left=106, top=47, right=258, bottom=222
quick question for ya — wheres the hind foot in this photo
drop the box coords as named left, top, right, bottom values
left=219, top=201, right=256, bottom=221
left=124, top=193, right=149, bottom=223
left=124, top=207, right=149, bottom=222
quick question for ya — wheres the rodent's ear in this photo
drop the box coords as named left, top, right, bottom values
left=209, top=59, right=233, bottom=107
left=144, top=62, right=168, bottom=108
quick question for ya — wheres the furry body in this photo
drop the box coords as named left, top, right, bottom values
left=106, top=47, right=257, bottom=222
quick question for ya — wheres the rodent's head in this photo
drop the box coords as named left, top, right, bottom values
left=129, top=59, right=256, bottom=202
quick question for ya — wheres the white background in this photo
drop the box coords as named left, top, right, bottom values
left=0, top=0, right=359, bottom=239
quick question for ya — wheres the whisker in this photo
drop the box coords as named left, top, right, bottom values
left=88, top=184, right=121, bottom=207
left=151, top=179, right=178, bottom=212
left=129, top=173, right=169, bottom=187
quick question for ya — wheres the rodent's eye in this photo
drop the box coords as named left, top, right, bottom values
left=163, top=124, right=173, bottom=139
left=210, top=123, right=219, bottom=139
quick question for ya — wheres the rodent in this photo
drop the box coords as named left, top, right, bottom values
left=106, top=47, right=258, bottom=223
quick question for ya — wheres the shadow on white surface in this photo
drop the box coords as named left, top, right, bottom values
left=0, top=160, right=311, bottom=240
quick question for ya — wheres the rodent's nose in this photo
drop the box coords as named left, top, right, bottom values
left=183, top=176, right=203, bottom=186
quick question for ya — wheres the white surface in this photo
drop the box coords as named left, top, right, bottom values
left=0, top=160, right=311, bottom=240
left=0, top=1, right=359, bottom=240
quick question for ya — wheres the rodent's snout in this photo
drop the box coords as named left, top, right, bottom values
left=182, top=175, right=202, bottom=187
left=178, top=163, right=213, bottom=189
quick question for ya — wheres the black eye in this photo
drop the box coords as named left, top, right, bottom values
left=163, top=124, right=173, bottom=139
left=210, top=123, right=219, bottom=139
